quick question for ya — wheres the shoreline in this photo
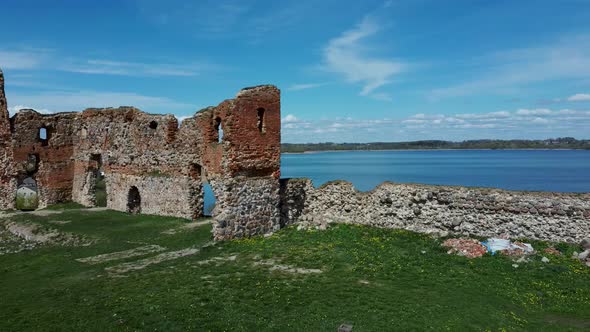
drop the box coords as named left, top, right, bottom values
left=282, top=148, right=586, bottom=154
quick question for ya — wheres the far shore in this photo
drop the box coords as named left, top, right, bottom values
left=282, top=148, right=586, bottom=154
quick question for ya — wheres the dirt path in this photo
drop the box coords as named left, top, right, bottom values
left=105, top=247, right=201, bottom=276
left=76, top=245, right=167, bottom=265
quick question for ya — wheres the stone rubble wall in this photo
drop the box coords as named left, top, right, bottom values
left=210, top=176, right=281, bottom=241
left=279, top=178, right=590, bottom=243
left=107, top=173, right=202, bottom=220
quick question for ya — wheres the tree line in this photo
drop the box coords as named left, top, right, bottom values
left=282, top=137, right=590, bottom=153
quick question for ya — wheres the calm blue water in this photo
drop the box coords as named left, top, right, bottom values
left=202, top=150, right=590, bottom=211
left=280, top=150, right=590, bottom=193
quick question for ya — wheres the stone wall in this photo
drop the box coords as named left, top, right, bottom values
left=211, top=176, right=280, bottom=240
left=280, top=179, right=590, bottom=243
left=0, top=69, right=15, bottom=209
left=106, top=173, right=201, bottom=220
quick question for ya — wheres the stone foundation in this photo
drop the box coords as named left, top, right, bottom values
left=279, top=179, right=590, bottom=243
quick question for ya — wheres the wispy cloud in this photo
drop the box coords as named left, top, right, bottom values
left=0, top=49, right=49, bottom=70
left=137, top=0, right=314, bottom=43
left=322, top=16, right=404, bottom=100
left=59, top=59, right=209, bottom=77
left=286, top=83, right=325, bottom=91
left=137, top=0, right=249, bottom=34
left=0, top=48, right=216, bottom=77
left=430, top=35, right=590, bottom=99
left=7, top=90, right=194, bottom=114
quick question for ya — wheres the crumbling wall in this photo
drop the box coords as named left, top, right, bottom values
left=0, top=69, right=15, bottom=210
left=72, top=107, right=203, bottom=219
left=1, top=68, right=281, bottom=240
left=10, top=110, right=77, bottom=208
left=280, top=179, right=590, bottom=243
left=107, top=173, right=200, bottom=219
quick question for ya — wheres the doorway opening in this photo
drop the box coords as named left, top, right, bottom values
left=16, top=177, right=39, bottom=210
left=203, top=183, right=216, bottom=217
left=127, top=186, right=141, bottom=214
left=91, top=154, right=107, bottom=207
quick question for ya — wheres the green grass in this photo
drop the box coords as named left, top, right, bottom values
left=15, top=194, right=38, bottom=210
left=95, top=178, right=107, bottom=207
left=1, top=208, right=590, bottom=331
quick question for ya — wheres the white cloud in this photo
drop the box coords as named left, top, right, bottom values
left=282, top=114, right=299, bottom=123
left=6, top=90, right=193, bottom=114
left=8, top=105, right=53, bottom=116
left=282, top=108, right=590, bottom=143
left=516, top=108, right=552, bottom=116
left=531, top=117, right=551, bottom=124
left=287, top=83, right=324, bottom=91
left=323, top=16, right=404, bottom=97
left=567, top=93, right=590, bottom=102
left=455, top=111, right=511, bottom=119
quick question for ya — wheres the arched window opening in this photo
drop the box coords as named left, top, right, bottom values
left=149, top=121, right=158, bottom=130
left=127, top=186, right=141, bottom=214
left=257, top=108, right=265, bottom=133
left=214, top=117, right=223, bottom=143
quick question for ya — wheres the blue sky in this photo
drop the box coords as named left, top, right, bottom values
left=1, top=0, right=590, bottom=142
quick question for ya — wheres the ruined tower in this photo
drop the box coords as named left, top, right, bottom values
left=0, top=68, right=16, bottom=209
left=197, top=85, right=282, bottom=240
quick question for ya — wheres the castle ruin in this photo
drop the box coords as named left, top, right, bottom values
left=1, top=68, right=589, bottom=243
left=0, top=68, right=281, bottom=240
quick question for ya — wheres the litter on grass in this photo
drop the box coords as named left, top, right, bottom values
left=443, top=237, right=535, bottom=258
left=482, top=238, right=535, bottom=256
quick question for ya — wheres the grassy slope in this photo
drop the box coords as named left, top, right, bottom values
left=1, top=207, right=589, bottom=331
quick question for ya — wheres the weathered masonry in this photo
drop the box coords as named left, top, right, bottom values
left=280, top=180, right=590, bottom=243
left=0, top=69, right=280, bottom=240
left=1, top=68, right=589, bottom=243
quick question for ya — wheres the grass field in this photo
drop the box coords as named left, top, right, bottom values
left=1, top=205, right=590, bottom=331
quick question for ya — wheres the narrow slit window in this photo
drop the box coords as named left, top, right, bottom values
left=215, top=117, right=223, bottom=143
left=257, top=108, right=265, bottom=133
left=190, top=163, right=202, bottom=179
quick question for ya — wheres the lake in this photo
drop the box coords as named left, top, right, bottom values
left=203, top=150, right=590, bottom=213
left=281, top=150, right=590, bottom=193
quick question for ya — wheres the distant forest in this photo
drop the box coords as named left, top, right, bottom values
left=282, top=137, right=590, bottom=153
